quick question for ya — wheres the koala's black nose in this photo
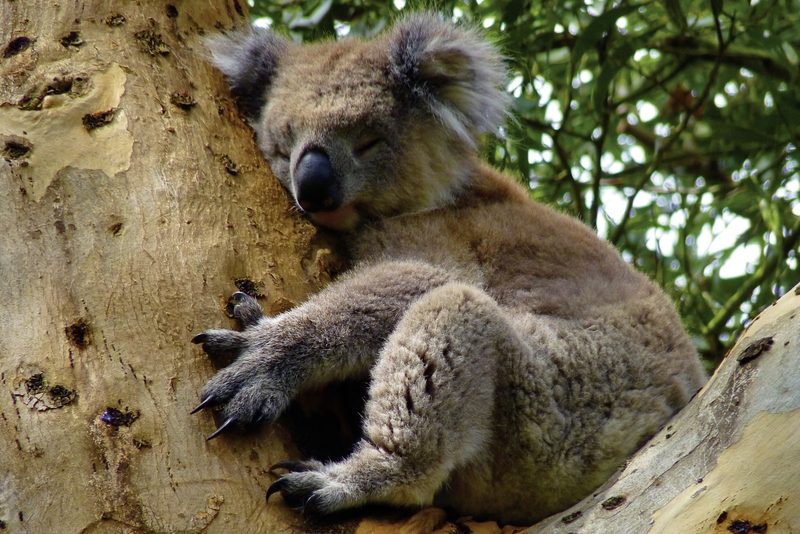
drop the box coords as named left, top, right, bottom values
left=294, top=149, right=343, bottom=213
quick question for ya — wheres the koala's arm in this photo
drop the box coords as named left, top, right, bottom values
left=193, top=260, right=451, bottom=427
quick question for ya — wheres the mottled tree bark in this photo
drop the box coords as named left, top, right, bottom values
left=0, top=2, right=336, bottom=532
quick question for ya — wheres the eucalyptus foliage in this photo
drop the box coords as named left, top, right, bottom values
left=249, top=0, right=800, bottom=366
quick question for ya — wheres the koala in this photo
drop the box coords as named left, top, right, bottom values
left=194, top=13, right=707, bottom=524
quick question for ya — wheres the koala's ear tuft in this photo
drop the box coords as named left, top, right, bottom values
left=387, top=13, right=509, bottom=146
left=205, top=28, right=290, bottom=121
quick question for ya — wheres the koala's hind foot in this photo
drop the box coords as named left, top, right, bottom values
left=268, top=283, right=517, bottom=514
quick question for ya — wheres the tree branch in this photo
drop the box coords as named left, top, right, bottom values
left=654, top=37, right=797, bottom=82
left=590, top=112, right=609, bottom=230
left=612, top=57, right=694, bottom=108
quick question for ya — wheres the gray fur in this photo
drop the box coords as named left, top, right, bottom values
left=195, top=13, right=707, bottom=524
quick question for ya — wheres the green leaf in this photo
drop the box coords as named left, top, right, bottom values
left=502, top=0, right=526, bottom=25
left=781, top=42, right=799, bottom=66
left=513, top=97, right=539, bottom=114
left=288, top=0, right=334, bottom=29
left=515, top=145, right=529, bottom=182
left=572, top=4, right=642, bottom=66
left=773, top=92, right=800, bottom=129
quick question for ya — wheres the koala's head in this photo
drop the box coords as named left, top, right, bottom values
left=208, top=14, right=508, bottom=230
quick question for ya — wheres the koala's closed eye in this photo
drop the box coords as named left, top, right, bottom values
left=352, top=135, right=384, bottom=157
left=271, top=146, right=290, bottom=160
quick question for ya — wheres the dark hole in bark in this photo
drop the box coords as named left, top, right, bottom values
left=3, top=140, right=31, bottom=159
left=82, top=109, right=117, bottom=130
left=60, top=31, right=84, bottom=48
left=65, top=319, right=91, bottom=348
left=3, top=36, right=32, bottom=57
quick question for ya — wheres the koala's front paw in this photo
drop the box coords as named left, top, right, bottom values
left=267, top=460, right=352, bottom=514
left=192, top=308, right=292, bottom=439
left=196, top=357, right=292, bottom=436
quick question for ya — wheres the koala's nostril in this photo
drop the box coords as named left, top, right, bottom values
left=294, top=149, right=343, bottom=213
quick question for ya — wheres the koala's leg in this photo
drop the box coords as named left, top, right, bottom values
left=193, top=261, right=453, bottom=430
left=268, top=282, right=520, bottom=513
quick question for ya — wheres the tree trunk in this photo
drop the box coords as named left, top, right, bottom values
left=2, top=3, right=798, bottom=534
left=0, top=2, right=337, bottom=532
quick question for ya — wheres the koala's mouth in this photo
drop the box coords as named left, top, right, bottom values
left=308, top=203, right=359, bottom=231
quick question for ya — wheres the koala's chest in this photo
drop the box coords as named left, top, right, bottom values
left=348, top=211, right=495, bottom=286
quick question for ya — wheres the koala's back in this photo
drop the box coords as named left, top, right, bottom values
left=351, top=162, right=706, bottom=520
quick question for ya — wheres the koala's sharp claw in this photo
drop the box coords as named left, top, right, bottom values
left=191, top=333, right=208, bottom=344
left=190, top=395, right=217, bottom=414
left=266, top=478, right=287, bottom=501
left=206, top=416, right=236, bottom=440
left=269, top=460, right=310, bottom=474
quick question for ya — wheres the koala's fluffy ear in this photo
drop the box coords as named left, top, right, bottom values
left=387, top=13, right=509, bottom=146
left=205, top=28, right=289, bottom=121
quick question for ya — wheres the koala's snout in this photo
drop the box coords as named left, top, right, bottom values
left=294, top=149, right=343, bottom=213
